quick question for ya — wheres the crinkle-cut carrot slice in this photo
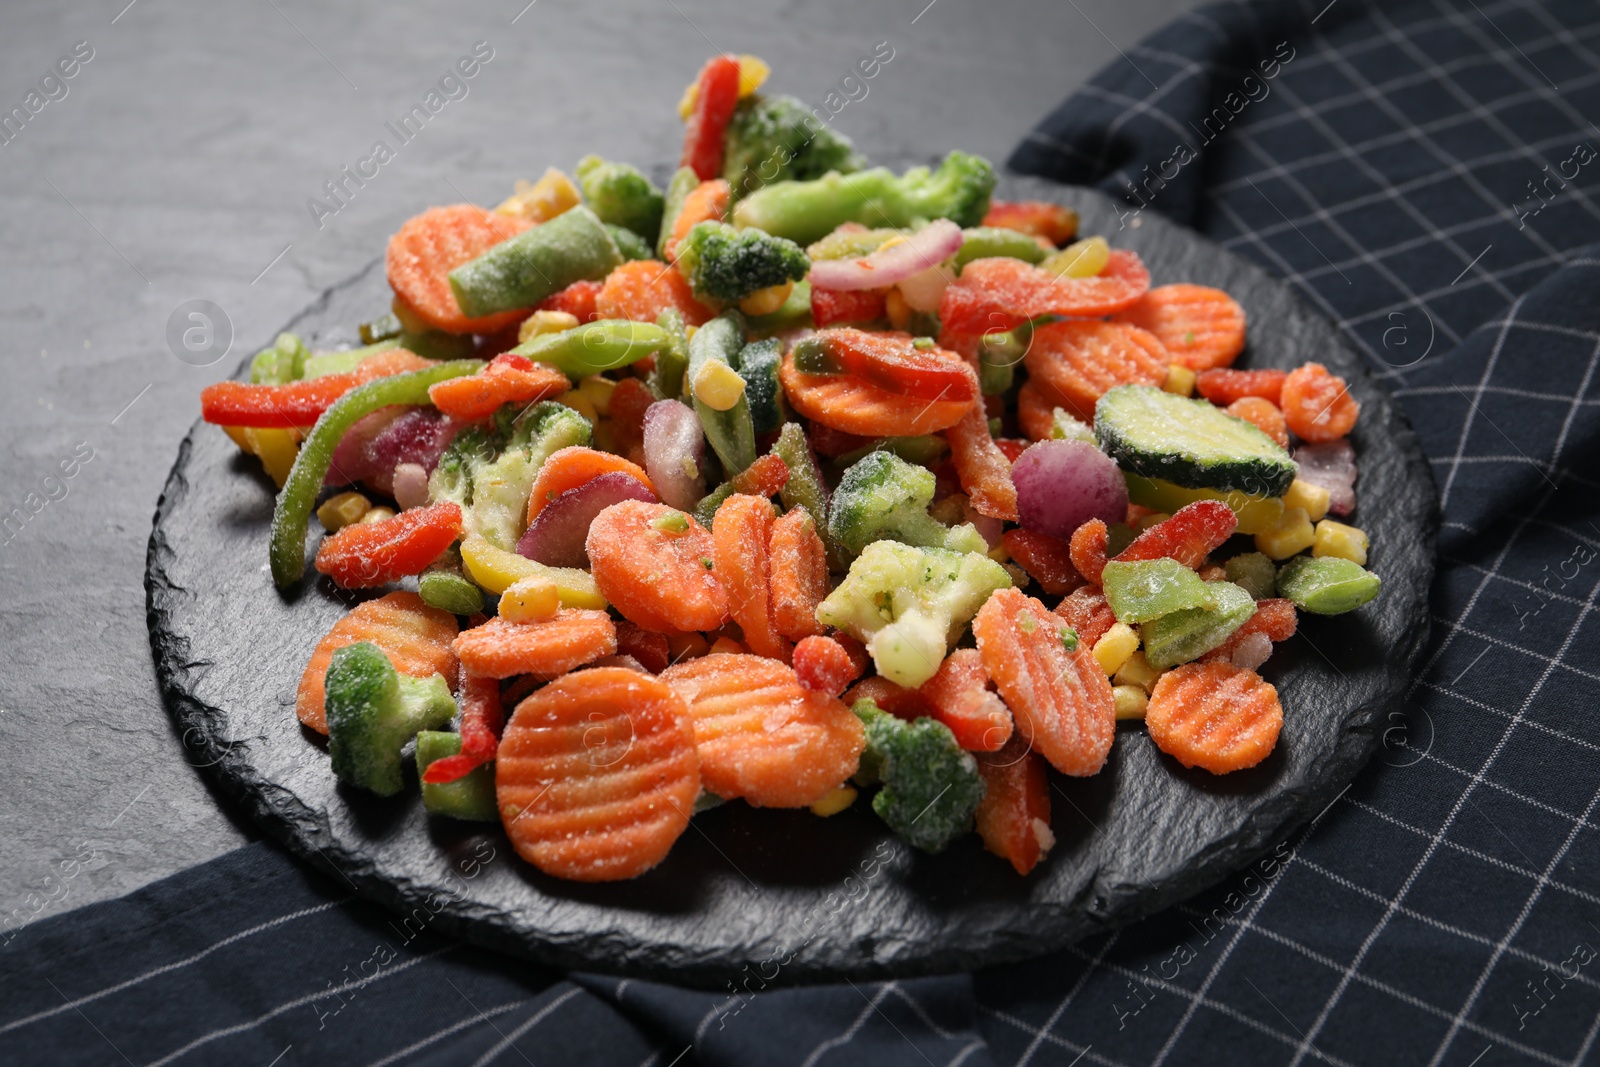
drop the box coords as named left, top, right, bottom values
left=712, top=493, right=790, bottom=661
left=586, top=500, right=729, bottom=633
left=974, top=588, right=1115, bottom=776
left=1023, top=320, right=1169, bottom=424
left=918, top=648, right=1013, bottom=752
left=596, top=259, right=714, bottom=326
left=1053, top=583, right=1117, bottom=651
left=842, top=675, right=932, bottom=721
left=314, top=501, right=463, bottom=588
left=1227, top=397, right=1289, bottom=448
left=981, top=200, right=1077, bottom=245
left=1114, top=284, right=1246, bottom=371
left=1202, top=598, right=1297, bottom=662
left=1116, top=500, right=1237, bottom=570
left=452, top=611, right=617, bottom=680
left=1196, top=367, right=1286, bottom=406
left=496, top=667, right=700, bottom=881
left=1281, top=362, right=1359, bottom=443
left=664, top=179, right=730, bottom=261
left=1016, top=379, right=1063, bottom=442
left=1068, top=519, right=1110, bottom=587
left=792, top=635, right=862, bottom=697
left=660, top=653, right=866, bottom=807
left=297, top=591, right=458, bottom=734
left=769, top=506, right=829, bottom=641
left=386, top=204, right=533, bottom=335
left=427, top=353, right=570, bottom=422
left=1002, top=529, right=1083, bottom=596
left=1145, top=660, right=1282, bottom=773
left=779, top=350, right=973, bottom=436
left=946, top=402, right=1018, bottom=521
left=938, top=250, right=1151, bottom=335
left=526, top=446, right=656, bottom=525
left=975, top=734, right=1054, bottom=875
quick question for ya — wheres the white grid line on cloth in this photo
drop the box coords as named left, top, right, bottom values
left=1439, top=550, right=1600, bottom=608
left=1438, top=295, right=1524, bottom=509
left=467, top=986, right=584, bottom=1067
left=890, top=984, right=961, bottom=1042
left=1416, top=747, right=1600, bottom=834
left=1425, top=611, right=1600, bottom=689
left=978, top=1006, right=1121, bottom=1067
left=1334, top=255, right=1574, bottom=337
left=1013, top=931, right=1122, bottom=1067
left=362, top=998, right=533, bottom=1067
left=1417, top=679, right=1600, bottom=761
left=1397, top=384, right=1600, bottom=406
left=797, top=982, right=892, bottom=1067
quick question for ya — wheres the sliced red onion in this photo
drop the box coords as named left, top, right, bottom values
left=516, top=472, right=657, bottom=568
left=1230, top=631, right=1274, bottom=672
left=326, top=406, right=403, bottom=487
left=1293, top=439, right=1356, bottom=517
left=897, top=264, right=951, bottom=313
left=360, top=408, right=460, bottom=496
left=642, top=400, right=707, bottom=511
left=392, top=463, right=430, bottom=511
left=807, top=219, right=963, bottom=291
left=1011, top=439, right=1128, bottom=540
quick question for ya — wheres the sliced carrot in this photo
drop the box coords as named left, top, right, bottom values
left=664, top=179, right=730, bottom=261
left=1281, top=362, right=1359, bottom=442
left=842, top=675, right=931, bottom=721
left=946, top=402, right=1018, bottom=521
left=780, top=350, right=973, bottom=436
left=938, top=251, right=1151, bottom=335
left=586, top=500, right=729, bottom=633
left=712, top=494, right=790, bottom=661
left=453, top=611, right=616, bottom=680
left=314, top=501, right=462, bottom=588
left=981, top=200, right=1077, bottom=245
left=1002, top=528, right=1083, bottom=596
left=1023, top=320, right=1169, bottom=423
left=1227, top=396, right=1289, bottom=448
left=615, top=619, right=671, bottom=673
left=1068, top=519, right=1110, bottom=587
left=596, top=259, right=714, bottom=326
left=427, top=353, right=570, bottom=422
left=974, top=588, right=1114, bottom=776
left=354, top=348, right=438, bottom=380
left=1202, top=598, right=1298, bottom=662
left=1116, top=500, right=1237, bottom=570
left=768, top=505, right=829, bottom=641
left=1196, top=367, right=1286, bottom=406
left=974, top=734, right=1053, bottom=876
left=386, top=204, right=533, bottom=335
left=526, top=446, right=656, bottom=524
left=496, top=667, right=700, bottom=881
left=1016, top=379, right=1061, bottom=442
left=534, top=279, right=603, bottom=323
left=296, top=591, right=457, bottom=734
left=1114, top=284, right=1246, bottom=371
left=731, top=453, right=789, bottom=499
left=801, top=329, right=980, bottom=405
left=792, top=634, right=862, bottom=697
left=661, top=653, right=865, bottom=807
left=1053, top=584, right=1117, bottom=649
left=918, top=648, right=1013, bottom=752
left=1145, top=660, right=1282, bottom=773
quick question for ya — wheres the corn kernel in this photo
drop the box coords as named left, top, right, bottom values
left=1113, top=649, right=1161, bottom=691
left=499, top=576, right=561, bottom=624
left=885, top=287, right=911, bottom=330
left=555, top=389, right=599, bottom=424
left=666, top=630, right=710, bottom=663
left=1283, top=479, right=1331, bottom=522
left=709, top=635, right=745, bottom=655
left=359, top=506, right=396, bottom=524
left=317, top=491, right=371, bottom=532
left=809, top=784, right=857, bottom=817
left=494, top=167, right=581, bottom=222
left=1313, top=519, right=1369, bottom=565
left=242, top=428, right=299, bottom=488
left=519, top=309, right=580, bottom=343
left=738, top=280, right=795, bottom=317
left=1043, top=235, right=1110, bottom=278
left=1093, top=623, right=1140, bottom=675
left=1254, top=506, right=1316, bottom=560
left=1163, top=363, right=1196, bottom=397
left=692, top=359, right=746, bottom=412
left=1133, top=510, right=1170, bottom=533
left=1113, top=684, right=1149, bottom=720
left=577, top=374, right=616, bottom=417
left=678, top=54, right=770, bottom=118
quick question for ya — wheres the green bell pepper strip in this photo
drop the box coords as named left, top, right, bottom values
left=688, top=311, right=756, bottom=476
left=652, top=308, right=691, bottom=402
left=952, top=227, right=1050, bottom=272
left=1276, top=555, right=1380, bottom=615
left=772, top=421, right=847, bottom=570
left=509, top=319, right=668, bottom=379
left=448, top=206, right=623, bottom=319
left=269, top=360, right=481, bottom=588
left=415, top=731, right=499, bottom=821
left=656, top=166, right=700, bottom=260
left=418, top=568, right=485, bottom=615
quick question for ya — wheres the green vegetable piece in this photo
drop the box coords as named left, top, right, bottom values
left=448, top=206, right=623, bottom=319
left=1141, top=581, right=1258, bottom=669
left=606, top=224, right=654, bottom=261
left=655, top=166, right=700, bottom=260
left=951, top=227, right=1050, bottom=272
left=745, top=279, right=813, bottom=334
left=692, top=481, right=737, bottom=529
left=1225, top=552, right=1278, bottom=600
left=301, top=339, right=399, bottom=380
left=1095, top=384, right=1299, bottom=497
left=852, top=699, right=985, bottom=853
left=418, top=569, right=485, bottom=615
left=510, top=319, right=668, bottom=379
left=1050, top=408, right=1097, bottom=445
left=397, top=328, right=478, bottom=363
left=736, top=338, right=787, bottom=434
left=1101, top=559, right=1218, bottom=624
left=688, top=311, right=757, bottom=475
left=249, top=333, right=309, bottom=385
left=676, top=221, right=809, bottom=303
left=359, top=313, right=403, bottom=345
left=827, top=450, right=987, bottom=562
left=1276, top=556, right=1381, bottom=615
left=772, top=422, right=841, bottom=565
left=976, top=314, right=1060, bottom=395
left=325, top=642, right=457, bottom=797
left=806, top=227, right=899, bottom=261
left=721, top=93, right=865, bottom=197
left=732, top=151, right=998, bottom=246
left=651, top=307, right=692, bottom=402
left=818, top=542, right=1010, bottom=688
left=830, top=436, right=949, bottom=474
left=575, top=155, right=665, bottom=245
left=270, top=361, right=481, bottom=587
left=415, top=731, right=498, bottom=821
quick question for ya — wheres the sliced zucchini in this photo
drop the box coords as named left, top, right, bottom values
left=1095, top=384, right=1297, bottom=496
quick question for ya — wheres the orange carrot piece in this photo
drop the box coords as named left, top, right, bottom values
left=596, top=259, right=714, bottom=326
left=1115, top=284, right=1246, bottom=371
left=1023, top=320, right=1169, bottom=423
left=1196, top=367, right=1286, bottom=406
left=452, top=611, right=616, bottom=680
left=712, top=494, right=790, bottom=661
left=665, top=179, right=730, bottom=261
left=792, top=635, right=863, bottom=697
left=1016, top=379, right=1061, bottom=442
left=981, top=200, right=1077, bottom=245
left=1053, top=585, right=1117, bottom=649
left=1068, top=519, right=1110, bottom=587
left=526, top=446, right=656, bottom=524
left=780, top=351, right=973, bottom=436
left=917, top=648, right=1013, bottom=752
left=842, top=675, right=932, bottom=721
left=661, top=653, right=865, bottom=807
left=974, top=734, right=1054, bottom=875
left=496, top=667, right=700, bottom=881
left=1002, top=529, right=1083, bottom=596
left=427, top=354, right=570, bottom=422
left=1145, top=660, right=1283, bottom=773
left=946, top=402, right=1018, bottom=521
left=939, top=251, right=1151, bottom=335
left=296, top=591, right=457, bottom=734
left=314, top=501, right=462, bottom=588
left=731, top=453, right=790, bottom=498
left=386, top=204, right=533, bottom=335
left=1227, top=396, right=1289, bottom=448
left=769, top=506, right=829, bottom=641
left=586, top=500, right=729, bottom=633
left=1281, top=362, right=1359, bottom=442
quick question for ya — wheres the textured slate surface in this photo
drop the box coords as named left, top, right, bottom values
left=146, top=178, right=1437, bottom=984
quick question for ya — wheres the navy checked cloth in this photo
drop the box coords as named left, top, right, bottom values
left=6, top=0, right=1600, bottom=1063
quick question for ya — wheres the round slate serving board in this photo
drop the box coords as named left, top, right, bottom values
left=146, top=179, right=1437, bottom=986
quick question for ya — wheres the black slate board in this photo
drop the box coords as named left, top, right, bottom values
left=146, top=179, right=1437, bottom=986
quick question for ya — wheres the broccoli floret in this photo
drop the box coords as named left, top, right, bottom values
left=722, top=94, right=864, bottom=197
left=827, top=451, right=987, bottom=560
left=575, top=155, right=665, bottom=245
left=852, top=699, right=984, bottom=853
left=675, top=221, right=810, bottom=304
left=325, top=642, right=457, bottom=797
left=817, top=540, right=1011, bottom=688
left=732, top=151, right=998, bottom=246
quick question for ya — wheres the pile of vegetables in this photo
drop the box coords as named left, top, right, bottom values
left=201, top=54, right=1379, bottom=883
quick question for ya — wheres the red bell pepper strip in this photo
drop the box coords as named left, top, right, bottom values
left=421, top=665, right=505, bottom=784
left=201, top=349, right=436, bottom=428
left=810, top=286, right=887, bottom=328
left=314, top=500, right=464, bottom=588
left=535, top=279, right=604, bottom=323
left=681, top=56, right=742, bottom=181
